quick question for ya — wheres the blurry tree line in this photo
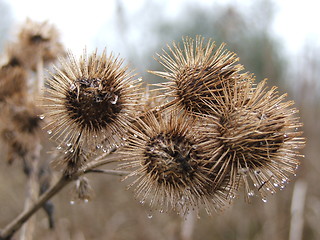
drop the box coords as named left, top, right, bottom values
left=100, top=0, right=285, bottom=88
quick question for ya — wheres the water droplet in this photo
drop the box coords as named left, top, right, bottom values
left=102, top=148, right=107, bottom=153
left=248, top=190, right=255, bottom=197
left=229, top=193, right=235, bottom=199
left=254, top=170, right=261, bottom=175
left=47, top=130, right=52, bottom=135
left=39, top=115, right=45, bottom=120
left=150, top=147, right=154, bottom=152
left=281, top=178, right=287, bottom=184
left=159, top=209, right=164, bottom=213
left=110, top=95, right=118, bottom=104
left=273, top=183, right=279, bottom=187
left=84, top=199, right=89, bottom=203
left=96, top=96, right=103, bottom=102
left=96, top=144, right=102, bottom=149
left=284, top=134, right=288, bottom=138
left=69, top=148, right=74, bottom=153
left=70, top=83, right=76, bottom=90
left=147, top=213, right=153, bottom=219
left=133, top=134, right=138, bottom=138
left=56, top=146, right=62, bottom=150
left=139, top=200, right=145, bottom=205
left=262, top=198, right=267, bottom=203
left=70, top=200, right=75, bottom=205
left=239, top=168, right=248, bottom=174
left=67, top=142, right=72, bottom=147
left=122, top=137, right=127, bottom=141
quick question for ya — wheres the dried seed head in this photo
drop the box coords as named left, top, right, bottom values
left=0, top=64, right=27, bottom=103
left=17, top=18, right=65, bottom=70
left=1, top=44, right=24, bottom=69
left=43, top=49, right=141, bottom=148
left=211, top=80, right=305, bottom=198
left=70, top=177, right=94, bottom=203
left=53, top=143, right=88, bottom=176
left=151, top=36, right=249, bottom=115
left=121, top=111, right=235, bottom=215
left=0, top=103, right=42, bottom=164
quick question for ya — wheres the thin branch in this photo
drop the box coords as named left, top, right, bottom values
left=0, top=151, right=125, bottom=240
left=289, top=180, right=308, bottom=240
left=0, top=175, right=70, bottom=240
left=85, top=169, right=130, bottom=176
left=19, top=144, right=41, bottom=240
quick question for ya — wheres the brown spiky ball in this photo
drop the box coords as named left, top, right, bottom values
left=0, top=65, right=27, bottom=103
left=121, top=110, right=235, bottom=215
left=150, top=36, right=250, bottom=115
left=43, top=49, right=142, bottom=149
left=207, top=80, right=305, bottom=198
left=17, top=18, right=65, bottom=70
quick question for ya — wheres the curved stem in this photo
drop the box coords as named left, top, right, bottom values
left=0, top=176, right=70, bottom=240
left=0, top=151, right=123, bottom=240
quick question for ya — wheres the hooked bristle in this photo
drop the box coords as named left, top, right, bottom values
left=150, top=36, right=250, bottom=115
left=121, top=110, right=236, bottom=215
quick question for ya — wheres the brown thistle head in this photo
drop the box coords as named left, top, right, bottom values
left=150, top=36, right=249, bottom=115
left=0, top=64, right=27, bottom=103
left=121, top=110, right=235, bottom=215
left=0, top=103, right=42, bottom=164
left=70, top=177, right=94, bottom=204
left=52, top=142, right=88, bottom=176
left=210, top=80, right=305, bottom=199
left=17, top=18, right=65, bottom=70
left=43, top=49, right=142, bottom=149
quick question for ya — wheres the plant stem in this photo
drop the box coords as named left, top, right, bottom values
left=0, top=152, right=126, bottom=240
left=19, top=144, right=41, bottom=240
left=85, top=169, right=130, bottom=176
left=0, top=175, right=71, bottom=240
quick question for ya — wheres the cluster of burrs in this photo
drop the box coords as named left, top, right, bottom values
left=42, top=36, right=305, bottom=216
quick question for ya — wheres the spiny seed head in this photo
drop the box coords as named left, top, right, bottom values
left=151, top=35, right=249, bottom=115
left=43, top=49, right=142, bottom=148
left=0, top=103, right=42, bottom=164
left=0, top=64, right=27, bottom=103
left=121, top=111, right=235, bottom=215
left=209, top=80, right=305, bottom=198
left=17, top=18, right=65, bottom=70
left=70, top=177, right=94, bottom=203
left=2, top=44, right=24, bottom=69
left=52, top=144, right=88, bottom=176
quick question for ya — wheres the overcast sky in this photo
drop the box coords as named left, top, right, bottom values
left=5, top=0, right=320, bottom=58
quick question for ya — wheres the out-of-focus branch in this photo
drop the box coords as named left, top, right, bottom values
left=0, top=150, right=125, bottom=240
left=180, top=211, right=196, bottom=240
left=0, top=175, right=70, bottom=240
left=289, top=180, right=308, bottom=240
left=19, top=144, right=41, bottom=240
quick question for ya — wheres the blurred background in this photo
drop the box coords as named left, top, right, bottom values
left=0, top=0, right=319, bottom=239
